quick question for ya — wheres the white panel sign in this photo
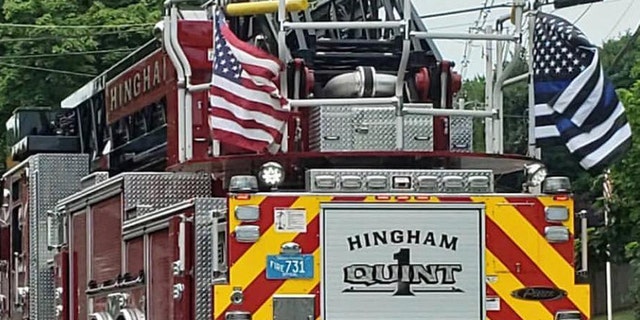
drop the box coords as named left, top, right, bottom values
left=274, top=208, right=307, bottom=233
left=321, top=203, right=485, bottom=320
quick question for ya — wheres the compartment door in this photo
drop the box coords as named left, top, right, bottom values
left=353, top=107, right=396, bottom=150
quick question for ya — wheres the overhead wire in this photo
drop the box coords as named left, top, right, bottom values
left=0, top=22, right=155, bottom=29
left=0, top=28, right=150, bottom=43
left=0, top=61, right=96, bottom=77
left=572, top=3, right=592, bottom=24
left=0, top=48, right=138, bottom=59
left=460, top=0, right=496, bottom=78
left=603, top=0, right=635, bottom=40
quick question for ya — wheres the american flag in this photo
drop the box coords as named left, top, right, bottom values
left=532, top=12, right=632, bottom=172
left=208, top=9, right=290, bottom=154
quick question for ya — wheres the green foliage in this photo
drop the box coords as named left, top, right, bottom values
left=0, top=0, right=160, bottom=160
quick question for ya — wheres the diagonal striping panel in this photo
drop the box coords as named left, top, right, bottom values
left=227, top=196, right=294, bottom=265
left=483, top=196, right=589, bottom=316
left=215, top=195, right=331, bottom=319
left=504, top=196, right=574, bottom=264
left=486, top=281, right=522, bottom=319
left=251, top=248, right=321, bottom=319
left=485, top=250, right=553, bottom=319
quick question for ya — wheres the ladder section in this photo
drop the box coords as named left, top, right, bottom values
left=277, top=0, right=497, bottom=154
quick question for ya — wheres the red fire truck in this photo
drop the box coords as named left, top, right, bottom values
left=0, top=0, right=591, bottom=319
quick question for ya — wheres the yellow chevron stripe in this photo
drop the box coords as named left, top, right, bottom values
left=228, top=195, right=267, bottom=232
left=215, top=195, right=332, bottom=317
left=479, top=196, right=589, bottom=315
left=252, top=248, right=321, bottom=319
left=486, top=250, right=554, bottom=319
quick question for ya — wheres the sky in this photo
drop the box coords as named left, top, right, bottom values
left=414, top=0, right=640, bottom=79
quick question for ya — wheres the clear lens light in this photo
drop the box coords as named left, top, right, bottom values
left=531, top=167, right=547, bottom=185
left=526, top=163, right=548, bottom=186
left=259, top=162, right=284, bottom=186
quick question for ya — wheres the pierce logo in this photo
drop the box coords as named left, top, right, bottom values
left=341, top=230, right=465, bottom=296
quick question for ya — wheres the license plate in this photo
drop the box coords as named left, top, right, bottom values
left=266, top=254, right=314, bottom=279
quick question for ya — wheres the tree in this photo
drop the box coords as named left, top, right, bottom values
left=0, top=0, right=161, bottom=161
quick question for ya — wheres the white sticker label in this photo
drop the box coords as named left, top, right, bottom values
left=274, top=208, right=307, bottom=233
left=207, top=48, right=215, bottom=61
left=486, top=297, right=500, bottom=311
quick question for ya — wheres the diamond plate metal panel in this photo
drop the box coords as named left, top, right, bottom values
left=193, top=198, right=226, bottom=320
left=29, top=153, right=89, bottom=320
left=450, top=116, right=474, bottom=152
left=309, top=106, right=436, bottom=152
left=403, top=114, right=434, bottom=151
left=308, top=106, right=354, bottom=151
left=306, top=168, right=494, bottom=193
left=352, top=107, right=396, bottom=150
left=122, top=173, right=211, bottom=220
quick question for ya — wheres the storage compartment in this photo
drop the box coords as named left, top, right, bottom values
left=273, top=294, right=316, bottom=319
left=308, top=106, right=436, bottom=152
left=91, top=195, right=122, bottom=284
left=149, top=229, right=172, bottom=320
left=71, top=211, right=87, bottom=319
left=450, top=116, right=474, bottom=152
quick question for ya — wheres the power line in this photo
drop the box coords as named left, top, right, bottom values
left=604, top=0, right=635, bottom=40
left=0, top=62, right=95, bottom=77
left=419, top=2, right=512, bottom=19
left=0, top=28, right=150, bottom=43
left=0, top=48, right=137, bottom=59
left=0, top=22, right=155, bottom=29
left=572, top=3, right=592, bottom=24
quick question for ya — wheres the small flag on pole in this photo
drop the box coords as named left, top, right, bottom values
left=208, top=9, right=290, bottom=154
left=532, top=12, right=632, bottom=172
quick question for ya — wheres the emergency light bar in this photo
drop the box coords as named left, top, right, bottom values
left=305, top=169, right=494, bottom=193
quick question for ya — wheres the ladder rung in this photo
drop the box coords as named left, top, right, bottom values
left=284, top=20, right=405, bottom=30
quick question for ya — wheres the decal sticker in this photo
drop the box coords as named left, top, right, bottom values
left=207, top=48, right=215, bottom=61
left=511, top=287, right=567, bottom=301
left=274, top=208, right=307, bottom=233
left=486, top=297, right=500, bottom=311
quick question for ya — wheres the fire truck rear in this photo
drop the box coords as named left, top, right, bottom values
left=0, top=0, right=591, bottom=319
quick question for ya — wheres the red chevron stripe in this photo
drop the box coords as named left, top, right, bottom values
left=229, top=196, right=299, bottom=265
left=486, top=218, right=585, bottom=318
left=218, top=215, right=320, bottom=320
left=486, top=285, right=522, bottom=320
left=504, top=197, right=573, bottom=265
left=437, top=196, right=474, bottom=202
left=331, top=196, right=367, bottom=201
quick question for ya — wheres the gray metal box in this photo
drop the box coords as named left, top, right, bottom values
left=309, top=106, right=474, bottom=152
left=273, top=294, right=315, bottom=320
left=450, top=115, right=474, bottom=152
left=308, top=106, right=435, bottom=152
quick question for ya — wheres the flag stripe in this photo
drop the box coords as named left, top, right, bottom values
left=210, top=106, right=284, bottom=141
left=210, top=79, right=288, bottom=119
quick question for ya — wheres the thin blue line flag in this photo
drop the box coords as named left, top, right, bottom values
left=532, top=12, right=632, bottom=172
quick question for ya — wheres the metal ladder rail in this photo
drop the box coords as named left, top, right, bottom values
left=278, top=0, right=413, bottom=152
